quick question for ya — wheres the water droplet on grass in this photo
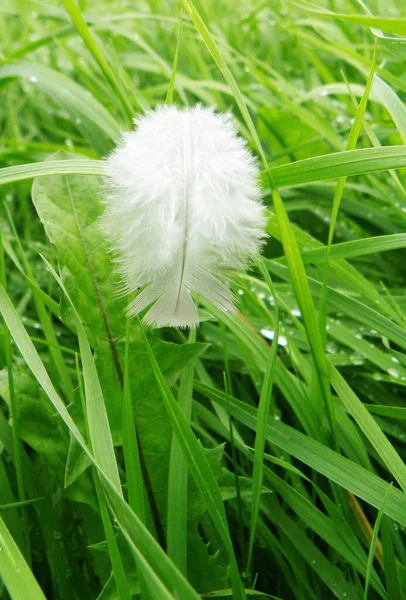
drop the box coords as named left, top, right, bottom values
left=260, top=329, right=288, bottom=346
left=388, top=368, right=399, bottom=378
left=28, top=75, right=37, bottom=83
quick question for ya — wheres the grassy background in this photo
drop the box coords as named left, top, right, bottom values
left=0, top=0, right=406, bottom=599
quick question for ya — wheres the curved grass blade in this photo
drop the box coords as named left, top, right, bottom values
left=42, top=258, right=122, bottom=494
left=0, top=159, right=104, bottom=186
left=0, top=62, right=121, bottom=145
left=302, top=76, right=406, bottom=145
left=270, top=145, right=406, bottom=187
left=61, top=0, right=135, bottom=123
left=0, top=227, right=30, bottom=563
left=0, top=517, right=46, bottom=600
left=1, top=145, right=406, bottom=187
left=194, top=382, right=406, bottom=527
left=294, top=3, right=406, bottom=37
left=0, top=284, right=201, bottom=599
left=328, top=364, right=406, bottom=493
left=299, top=233, right=406, bottom=263
left=264, top=499, right=360, bottom=600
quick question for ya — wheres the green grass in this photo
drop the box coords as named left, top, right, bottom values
left=0, top=0, right=405, bottom=599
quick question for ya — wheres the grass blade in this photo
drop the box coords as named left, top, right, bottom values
left=61, top=0, right=135, bottom=123
left=195, top=382, right=406, bottom=527
left=140, top=322, right=246, bottom=600
left=0, top=517, right=46, bottom=600
left=364, top=487, right=393, bottom=600
left=246, top=259, right=279, bottom=578
left=167, top=329, right=195, bottom=575
left=0, top=283, right=202, bottom=599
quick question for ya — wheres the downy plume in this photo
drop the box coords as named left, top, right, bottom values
left=103, top=105, right=267, bottom=328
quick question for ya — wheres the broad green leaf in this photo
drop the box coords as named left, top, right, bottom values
left=31, top=151, right=126, bottom=344
left=0, top=366, right=68, bottom=475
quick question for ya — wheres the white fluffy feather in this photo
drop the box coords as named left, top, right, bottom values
left=103, top=105, right=266, bottom=328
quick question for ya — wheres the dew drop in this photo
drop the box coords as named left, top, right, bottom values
left=28, top=75, right=37, bottom=83
left=260, top=329, right=288, bottom=346
left=388, top=368, right=399, bottom=378
left=273, top=409, right=282, bottom=421
left=261, top=328, right=274, bottom=341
